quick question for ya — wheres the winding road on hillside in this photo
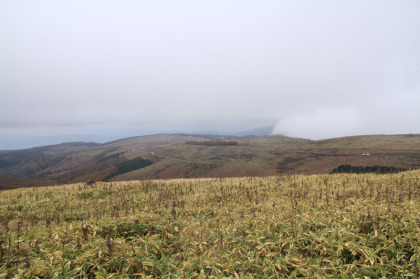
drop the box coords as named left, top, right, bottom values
left=278, top=149, right=420, bottom=158
left=150, top=152, right=193, bottom=163
left=200, top=152, right=236, bottom=162
left=244, top=143, right=420, bottom=158
left=150, top=151, right=235, bottom=164
left=151, top=147, right=420, bottom=167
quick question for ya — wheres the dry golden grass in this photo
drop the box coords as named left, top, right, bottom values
left=0, top=170, right=419, bottom=278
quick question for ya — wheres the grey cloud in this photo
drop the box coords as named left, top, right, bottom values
left=0, top=0, right=419, bottom=148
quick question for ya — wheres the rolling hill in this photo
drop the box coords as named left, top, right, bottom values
left=0, top=133, right=419, bottom=188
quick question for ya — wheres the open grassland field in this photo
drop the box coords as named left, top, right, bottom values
left=0, top=171, right=419, bottom=278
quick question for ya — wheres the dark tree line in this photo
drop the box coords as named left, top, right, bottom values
left=106, top=157, right=153, bottom=179
left=331, top=165, right=407, bottom=174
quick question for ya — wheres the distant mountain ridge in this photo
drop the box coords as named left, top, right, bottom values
left=0, top=123, right=277, bottom=150
left=0, top=133, right=419, bottom=189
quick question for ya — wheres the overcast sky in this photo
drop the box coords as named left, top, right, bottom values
left=1, top=0, right=419, bottom=149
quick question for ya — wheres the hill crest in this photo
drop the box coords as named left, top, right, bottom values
left=0, top=133, right=419, bottom=188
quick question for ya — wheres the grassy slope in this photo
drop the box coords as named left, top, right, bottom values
left=0, top=170, right=419, bottom=277
left=0, top=135, right=206, bottom=186
left=120, top=134, right=420, bottom=180
left=0, top=134, right=419, bottom=188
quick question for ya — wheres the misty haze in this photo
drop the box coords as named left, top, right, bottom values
left=1, top=1, right=419, bottom=150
